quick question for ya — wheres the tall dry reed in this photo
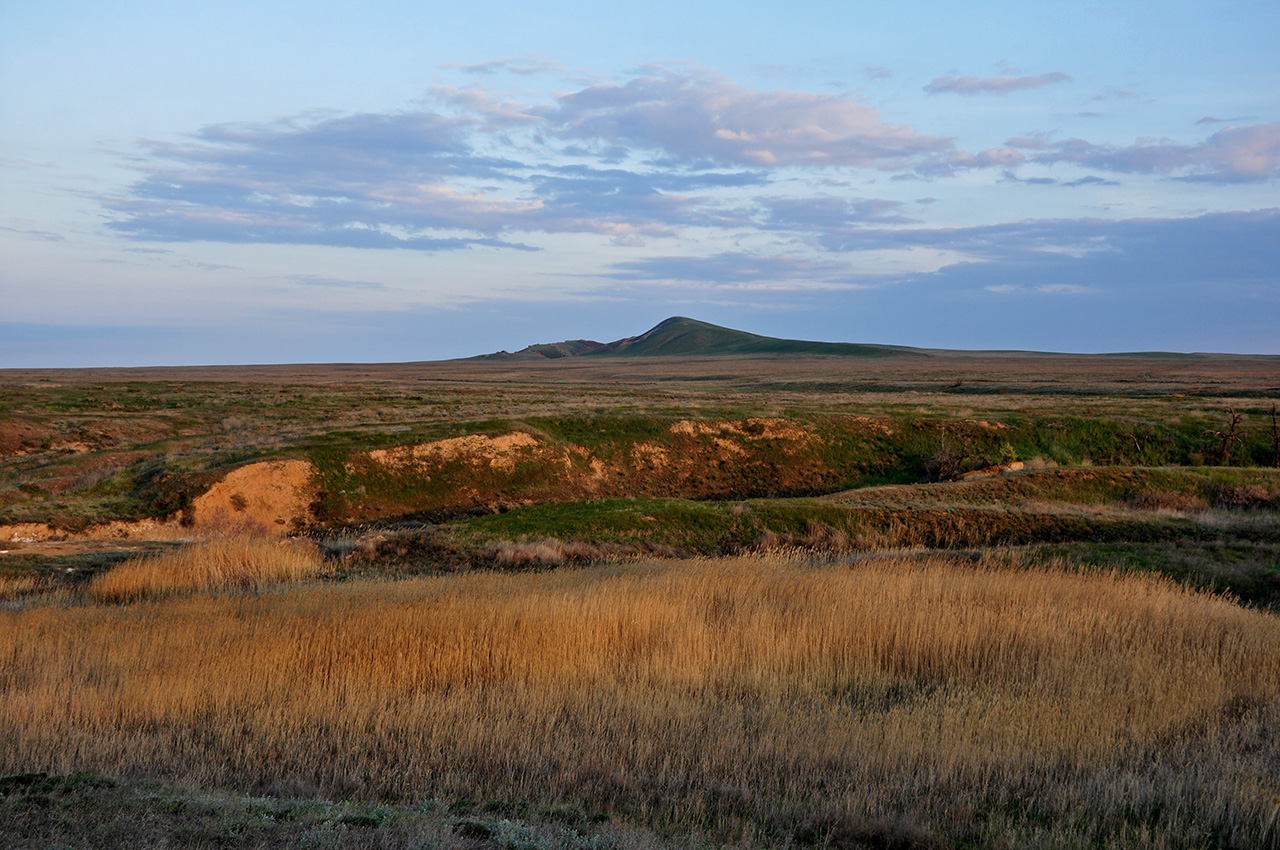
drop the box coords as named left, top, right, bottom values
left=0, top=574, right=45, bottom=601
left=3, top=553, right=1279, bottom=847
left=85, top=535, right=323, bottom=603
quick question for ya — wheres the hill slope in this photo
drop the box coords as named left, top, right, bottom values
left=480, top=316, right=922, bottom=360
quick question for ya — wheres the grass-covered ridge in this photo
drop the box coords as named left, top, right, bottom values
left=364, top=465, right=1272, bottom=605
left=300, top=411, right=1278, bottom=527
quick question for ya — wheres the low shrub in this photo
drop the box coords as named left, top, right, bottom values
left=1130, top=490, right=1208, bottom=513
left=1206, top=483, right=1272, bottom=510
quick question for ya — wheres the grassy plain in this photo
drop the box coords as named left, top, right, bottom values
left=2, top=349, right=1280, bottom=848
left=5, top=554, right=1280, bottom=849
left=2, top=351, right=1278, bottom=529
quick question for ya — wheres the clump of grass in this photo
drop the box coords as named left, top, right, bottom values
left=0, top=574, right=47, bottom=601
left=484, top=538, right=679, bottom=568
left=85, top=536, right=324, bottom=603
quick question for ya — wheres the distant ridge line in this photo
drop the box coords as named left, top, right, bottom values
left=475, top=316, right=923, bottom=360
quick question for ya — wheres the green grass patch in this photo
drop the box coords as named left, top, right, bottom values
left=0, top=772, right=631, bottom=850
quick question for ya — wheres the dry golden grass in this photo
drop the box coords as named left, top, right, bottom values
left=3, top=553, right=1280, bottom=846
left=0, top=574, right=46, bottom=600
left=85, top=535, right=323, bottom=603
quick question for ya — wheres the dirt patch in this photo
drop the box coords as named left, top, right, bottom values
left=0, top=420, right=50, bottom=456
left=713, top=438, right=745, bottom=456
left=190, top=460, right=316, bottom=534
left=671, top=418, right=815, bottom=444
left=670, top=420, right=738, bottom=438
left=846, top=416, right=895, bottom=436
left=632, top=443, right=672, bottom=469
left=47, top=440, right=93, bottom=454
left=744, top=418, right=815, bottom=442
left=960, top=461, right=1025, bottom=481
left=368, top=433, right=542, bottom=471
left=0, top=523, right=60, bottom=544
left=0, top=518, right=191, bottom=557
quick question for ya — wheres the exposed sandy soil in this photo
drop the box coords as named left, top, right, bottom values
left=368, top=433, right=542, bottom=471
left=0, top=518, right=192, bottom=559
left=845, top=415, right=895, bottom=436
left=961, top=461, right=1026, bottom=481
left=2, top=454, right=317, bottom=553
left=670, top=418, right=815, bottom=444
left=0, top=519, right=191, bottom=545
left=190, top=459, right=316, bottom=533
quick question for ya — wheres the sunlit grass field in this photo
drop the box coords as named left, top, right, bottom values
left=3, top=353, right=1279, bottom=847
left=4, top=550, right=1279, bottom=847
left=84, top=535, right=324, bottom=603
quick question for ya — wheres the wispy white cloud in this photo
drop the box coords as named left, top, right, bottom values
left=0, top=223, right=65, bottom=242
left=1093, top=87, right=1136, bottom=101
left=448, top=56, right=568, bottom=76
left=924, top=71, right=1070, bottom=95
left=605, top=252, right=862, bottom=289
left=1018, top=122, right=1280, bottom=183
left=103, top=66, right=967, bottom=250
left=104, top=105, right=759, bottom=248
left=758, top=196, right=915, bottom=228
left=1195, top=115, right=1257, bottom=125
left=99, top=60, right=1280, bottom=268
left=283, top=273, right=387, bottom=290
left=542, top=67, right=955, bottom=169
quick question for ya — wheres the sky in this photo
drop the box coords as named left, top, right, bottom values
left=2, top=0, right=1278, bottom=366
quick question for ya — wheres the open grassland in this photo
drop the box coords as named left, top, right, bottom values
left=2, top=351, right=1278, bottom=530
left=3, top=554, right=1280, bottom=848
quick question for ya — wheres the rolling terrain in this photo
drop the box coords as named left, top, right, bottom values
left=3, top=318, right=1280, bottom=848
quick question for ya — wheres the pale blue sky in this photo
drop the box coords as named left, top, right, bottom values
left=2, top=0, right=1277, bottom=365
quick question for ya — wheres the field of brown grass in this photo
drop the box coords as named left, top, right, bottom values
left=85, top=536, right=324, bottom=603
left=4, top=552, right=1279, bottom=847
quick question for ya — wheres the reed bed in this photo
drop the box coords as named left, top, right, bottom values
left=84, top=536, right=324, bottom=603
left=0, top=574, right=46, bottom=601
left=3, top=553, right=1279, bottom=847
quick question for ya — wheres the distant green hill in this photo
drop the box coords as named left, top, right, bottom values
left=478, top=317, right=923, bottom=360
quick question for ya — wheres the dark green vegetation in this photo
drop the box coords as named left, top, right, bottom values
left=335, top=466, right=1280, bottom=608
left=479, top=316, right=918, bottom=359
left=0, top=771, right=637, bottom=850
